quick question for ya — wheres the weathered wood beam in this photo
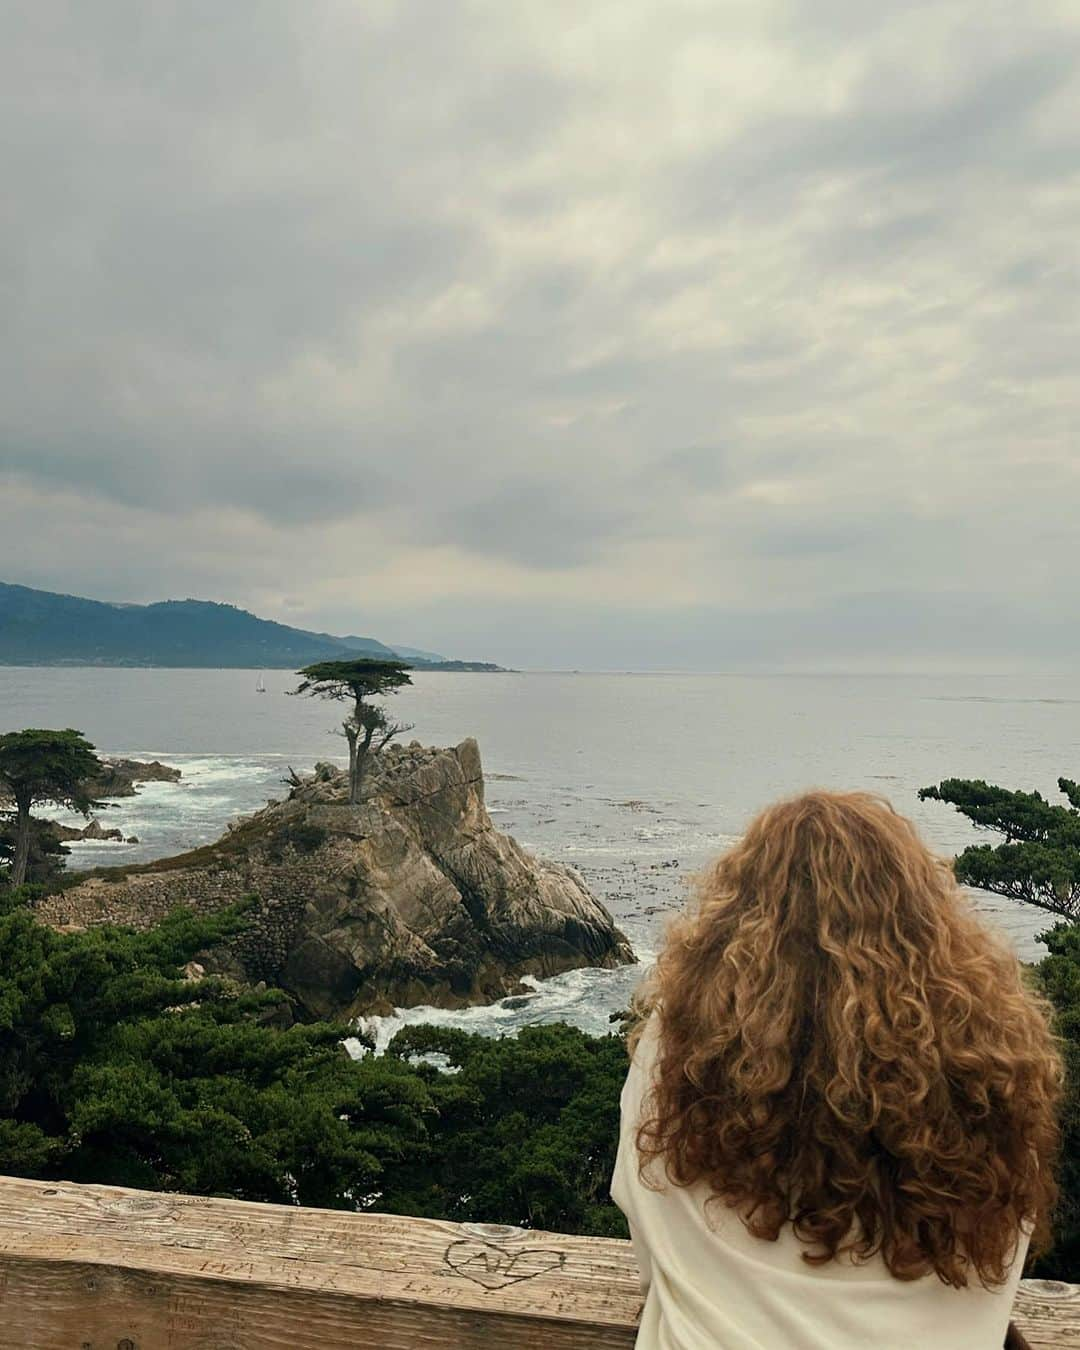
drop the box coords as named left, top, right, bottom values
left=0, top=1176, right=1075, bottom=1348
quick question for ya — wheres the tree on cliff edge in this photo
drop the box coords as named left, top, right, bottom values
left=919, top=776, right=1080, bottom=921
left=0, top=729, right=104, bottom=887
left=292, top=659, right=413, bottom=803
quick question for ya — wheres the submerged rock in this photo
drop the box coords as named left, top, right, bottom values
left=39, top=739, right=635, bottom=1018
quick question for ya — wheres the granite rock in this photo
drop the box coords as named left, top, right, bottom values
left=40, top=740, right=635, bottom=1018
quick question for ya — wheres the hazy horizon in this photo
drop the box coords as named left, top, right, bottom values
left=4, top=3, right=1079, bottom=673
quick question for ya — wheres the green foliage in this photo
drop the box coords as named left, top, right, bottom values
left=0, top=881, right=632, bottom=1229
left=1061, top=780, right=1080, bottom=811
left=919, top=777, right=1080, bottom=920
left=0, top=728, right=105, bottom=887
left=0, top=896, right=431, bottom=1207
left=0, top=818, right=70, bottom=888
left=1033, top=923, right=1080, bottom=1281
left=0, top=728, right=105, bottom=815
left=921, top=776, right=1080, bottom=1273
left=283, top=822, right=328, bottom=855
left=379, top=1022, right=629, bottom=1236
left=293, top=659, right=413, bottom=704
left=0, top=884, right=44, bottom=916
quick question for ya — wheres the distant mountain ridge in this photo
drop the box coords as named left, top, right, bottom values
left=0, top=583, right=502, bottom=671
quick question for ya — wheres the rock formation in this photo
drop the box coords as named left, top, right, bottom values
left=50, top=818, right=138, bottom=843
left=85, top=757, right=181, bottom=798
left=38, top=740, right=635, bottom=1018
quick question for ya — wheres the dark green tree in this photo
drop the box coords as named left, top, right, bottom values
left=0, top=891, right=431, bottom=1206
left=292, top=660, right=413, bottom=803
left=920, top=775, right=1080, bottom=1277
left=379, top=1022, right=630, bottom=1236
left=0, top=818, right=70, bottom=889
left=919, top=777, right=1080, bottom=920
left=1031, top=922, right=1080, bottom=1281
left=0, top=729, right=104, bottom=888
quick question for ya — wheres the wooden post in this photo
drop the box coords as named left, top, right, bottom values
left=0, top=1176, right=1075, bottom=1349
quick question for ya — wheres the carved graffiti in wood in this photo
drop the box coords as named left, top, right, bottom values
left=444, top=1238, right=565, bottom=1290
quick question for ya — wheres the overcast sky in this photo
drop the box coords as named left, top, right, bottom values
left=3, top=1, right=1078, bottom=670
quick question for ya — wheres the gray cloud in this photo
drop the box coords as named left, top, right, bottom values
left=673, top=40, right=1080, bottom=233
left=2, top=0, right=1078, bottom=669
left=452, top=480, right=635, bottom=568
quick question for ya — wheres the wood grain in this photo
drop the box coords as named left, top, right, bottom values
left=0, top=1176, right=1074, bottom=1348
left=1013, top=1281, right=1080, bottom=1349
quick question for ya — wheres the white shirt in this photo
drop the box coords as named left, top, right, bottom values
left=611, top=1014, right=1028, bottom=1350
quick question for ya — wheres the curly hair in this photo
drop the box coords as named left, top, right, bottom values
left=631, top=790, right=1062, bottom=1288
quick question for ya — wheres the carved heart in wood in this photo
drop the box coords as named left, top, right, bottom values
left=444, top=1238, right=565, bottom=1290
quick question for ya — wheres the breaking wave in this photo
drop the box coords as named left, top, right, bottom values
left=349, top=953, right=654, bottom=1057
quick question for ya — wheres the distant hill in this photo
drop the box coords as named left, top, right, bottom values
left=0, top=583, right=502, bottom=671
left=383, top=643, right=448, bottom=664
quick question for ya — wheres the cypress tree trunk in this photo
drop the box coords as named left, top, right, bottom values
left=353, top=724, right=375, bottom=804
left=343, top=721, right=360, bottom=805
left=11, top=797, right=31, bottom=888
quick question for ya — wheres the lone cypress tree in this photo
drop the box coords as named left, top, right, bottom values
left=292, top=659, right=413, bottom=803
left=919, top=776, right=1080, bottom=921
left=0, top=729, right=104, bottom=887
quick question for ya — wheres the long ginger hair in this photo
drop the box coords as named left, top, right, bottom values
left=631, top=790, right=1062, bottom=1287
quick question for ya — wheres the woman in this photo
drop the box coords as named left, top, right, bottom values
left=612, top=791, right=1061, bottom=1350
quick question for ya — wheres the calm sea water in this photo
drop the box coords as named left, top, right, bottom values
left=2, top=667, right=1077, bottom=1044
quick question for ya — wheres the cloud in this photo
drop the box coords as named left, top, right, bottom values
left=1, top=0, right=1078, bottom=668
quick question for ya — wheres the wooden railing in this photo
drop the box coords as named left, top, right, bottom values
left=0, top=1176, right=1077, bottom=1348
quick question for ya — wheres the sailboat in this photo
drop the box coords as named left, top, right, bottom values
left=255, top=673, right=267, bottom=694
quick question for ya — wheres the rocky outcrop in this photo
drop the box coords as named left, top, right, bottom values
left=39, top=740, right=635, bottom=1018
left=50, top=818, right=138, bottom=843
left=1, top=758, right=177, bottom=816
left=85, top=758, right=181, bottom=798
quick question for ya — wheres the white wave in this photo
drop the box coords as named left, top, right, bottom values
left=350, top=958, right=651, bottom=1057
left=180, top=758, right=282, bottom=784
left=63, top=837, right=131, bottom=850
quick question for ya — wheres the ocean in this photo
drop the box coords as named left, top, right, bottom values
left=2, top=666, right=1077, bottom=1046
